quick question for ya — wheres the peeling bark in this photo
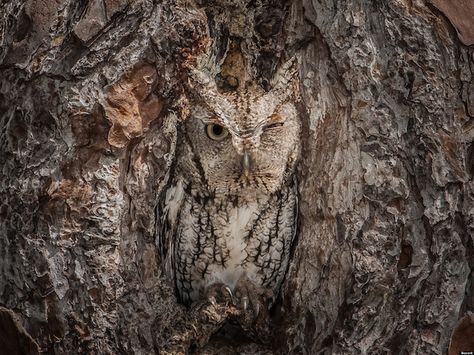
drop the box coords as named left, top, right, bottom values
left=0, top=0, right=473, bottom=354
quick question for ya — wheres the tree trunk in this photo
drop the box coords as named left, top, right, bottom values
left=0, top=0, right=472, bottom=354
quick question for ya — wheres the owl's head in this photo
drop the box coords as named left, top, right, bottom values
left=180, top=58, right=301, bottom=197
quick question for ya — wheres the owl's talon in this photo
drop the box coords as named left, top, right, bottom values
left=254, top=302, right=260, bottom=318
left=205, top=282, right=234, bottom=305
left=230, top=276, right=273, bottom=341
left=224, top=286, right=233, bottom=300
left=242, top=296, right=248, bottom=311
left=208, top=296, right=216, bottom=305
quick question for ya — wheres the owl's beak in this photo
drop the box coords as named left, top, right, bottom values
left=242, top=151, right=252, bottom=178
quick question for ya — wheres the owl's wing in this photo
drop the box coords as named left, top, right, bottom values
left=156, top=180, right=186, bottom=282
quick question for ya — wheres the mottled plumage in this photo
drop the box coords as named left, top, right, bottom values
left=158, top=57, right=301, bottom=306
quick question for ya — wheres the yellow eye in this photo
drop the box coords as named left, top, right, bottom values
left=205, top=123, right=229, bottom=141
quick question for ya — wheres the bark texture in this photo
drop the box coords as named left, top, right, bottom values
left=0, top=0, right=473, bottom=354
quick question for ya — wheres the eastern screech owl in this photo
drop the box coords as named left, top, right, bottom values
left=158, top=59, right=301, bottom=307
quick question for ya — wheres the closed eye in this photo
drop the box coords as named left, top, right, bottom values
left=265, top=122, right=284, bottom=129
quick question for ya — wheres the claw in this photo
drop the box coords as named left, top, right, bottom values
left=254, top=302, right=260, bottom=318
left=208, top=296, right=216, bottom=305
left=224, top=286, right=233, bottom=300
left=242, top=296, right=248, bottom=311
left=231, top=277, right=273, bottom=341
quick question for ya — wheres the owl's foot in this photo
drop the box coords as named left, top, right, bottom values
left=205, top=282, right=234, bottom=306
left=185, top=283, right=239, bottom=349
left=232, top=277, right=273, bottom=342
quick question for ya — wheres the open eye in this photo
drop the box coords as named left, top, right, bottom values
left=205, top=123, right=229, bottom=141
left=265, top=122, right=284, bottom=130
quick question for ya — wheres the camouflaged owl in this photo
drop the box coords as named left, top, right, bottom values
left=158, top=54, right=301, bottom=319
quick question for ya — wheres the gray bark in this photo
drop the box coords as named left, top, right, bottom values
left=0, top=0, right=472, bottom=354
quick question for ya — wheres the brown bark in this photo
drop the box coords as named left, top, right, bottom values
left=0, top=0, right=473, bottom=353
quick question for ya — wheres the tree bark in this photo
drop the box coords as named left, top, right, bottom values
left=0, top=0, right=472, bottom=354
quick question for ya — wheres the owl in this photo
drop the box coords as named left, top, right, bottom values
left=158, top=57, right=301, bottom=315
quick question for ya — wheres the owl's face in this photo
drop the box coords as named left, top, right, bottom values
left=181, top=87, right=300, bottom=196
